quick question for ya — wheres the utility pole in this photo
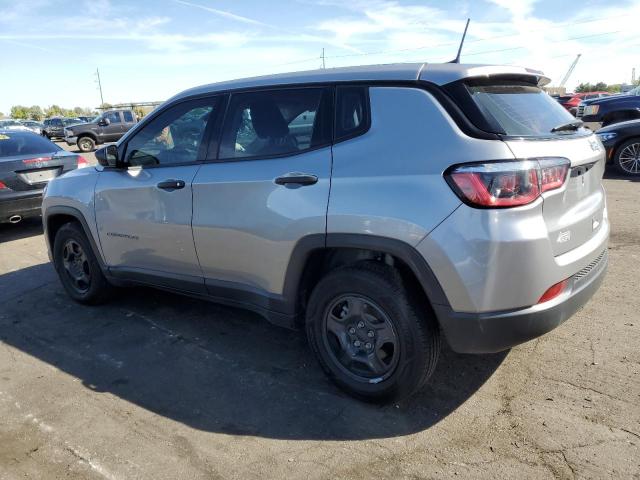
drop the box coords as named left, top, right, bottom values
left=95, top=68, right=104, bottom=106
left=321, top=48, right=326, bottom=69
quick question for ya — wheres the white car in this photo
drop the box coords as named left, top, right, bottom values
left=0, top=119, right=31, bottom=132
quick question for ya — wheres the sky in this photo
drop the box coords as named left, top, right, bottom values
left=0, top=0, right=639, bottom=114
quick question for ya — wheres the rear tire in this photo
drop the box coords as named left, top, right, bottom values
left=306, top=261, right=440, bottom=402
left=613, top=138, right=640, bottom=176
left=53, top=222, right=113, bottom=304
left=77, top=136, right=96, bottom=153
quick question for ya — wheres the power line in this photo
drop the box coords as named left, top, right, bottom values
left=269, top=12, right=631, bottom=68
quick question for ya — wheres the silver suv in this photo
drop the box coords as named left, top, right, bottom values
left=42, top=63, right=609, bottom=401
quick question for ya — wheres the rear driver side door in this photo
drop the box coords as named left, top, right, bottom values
left=95, top=96, right=222, bottom=292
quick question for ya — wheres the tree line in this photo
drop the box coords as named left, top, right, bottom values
left=3, top=105, right=97, bottom=121
left=2, top=103, right=149, bottom=121
left=575, top=79, right=640, bottom=93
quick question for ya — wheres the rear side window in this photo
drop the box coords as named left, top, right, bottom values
left=464, top=83, right=576, bottom=137
left=219, top=87, right=331, bottom=160
left=123, top=111, right=134, bottom=122
left=0, top=133, right=61, bottom=157
left=335, top=86, right=369, bottom=141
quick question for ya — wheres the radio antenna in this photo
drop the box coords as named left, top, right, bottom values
left=449, top=18, right=470, bottom=63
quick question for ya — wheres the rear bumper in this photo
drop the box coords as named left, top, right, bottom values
left=435, top=249, right=608, bottom=354
left=0, top=192, right=43, bottom=222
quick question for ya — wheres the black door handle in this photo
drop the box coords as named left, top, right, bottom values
left=274, top=173, right=318, bottom=186
left=157, top=179, right=186, bottom=191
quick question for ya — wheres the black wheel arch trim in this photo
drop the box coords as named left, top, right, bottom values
left=282, top=233, right=451, bottom=314
left=43, top=205, right=107, bottom=272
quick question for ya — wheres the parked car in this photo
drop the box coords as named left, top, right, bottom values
left=596, top=119, right=640, bottom=176
left=43, top=117, right=82, bottom=139
left=42, top=63, right=608, bottom=401
left=577, top=85, right=640, bottom=128
left=64, top=110, right=137, bottom=152
left=0, top=130, right=87, bottom=223
left=0, top=119, right=31, bottom=132
left=20, top=120, right=44, bottom=135
left=557, top=91, right=609, bottom=116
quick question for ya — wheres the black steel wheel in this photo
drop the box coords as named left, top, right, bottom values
left=322, top=294, right=400, bottom=382
left=61, top=239, right=91, bottom=293
left=53, top=222, right=113, bottom=304
left=306, top=261, right=440, bottom=402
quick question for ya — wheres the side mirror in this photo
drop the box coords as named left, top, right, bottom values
left=95, top=144, right=121, bottom=168
left=98, top=118, right=111, bottom=127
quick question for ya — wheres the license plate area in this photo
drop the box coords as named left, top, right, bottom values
left=17, top=167, right=61, bottom=185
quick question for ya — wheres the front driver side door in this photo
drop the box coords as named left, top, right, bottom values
left=95, top=96, right=222, bottom=292
left=101, top=111, right=124, bottom=142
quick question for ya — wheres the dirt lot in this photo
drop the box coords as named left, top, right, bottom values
left=0, top=144, right=638, bottom=479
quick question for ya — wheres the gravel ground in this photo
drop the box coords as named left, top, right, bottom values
left=0, top=151, right=638, bottom=479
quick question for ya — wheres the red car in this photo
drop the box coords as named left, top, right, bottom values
left=557, top=92, right=610, bottom=116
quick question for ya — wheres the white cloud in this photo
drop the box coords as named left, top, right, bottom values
left=173, top=0, right=273, bottom=27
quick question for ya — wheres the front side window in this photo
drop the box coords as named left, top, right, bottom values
left=125, top=98, right=218, bottom=167
left=104, top=112, right=121, bottom=124
left=219, top=88, right=330, bottom=159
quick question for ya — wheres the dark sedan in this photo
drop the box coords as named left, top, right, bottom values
left=596, top=119, right=640, bottom=176
left=0, top=130, right=87, bottom=223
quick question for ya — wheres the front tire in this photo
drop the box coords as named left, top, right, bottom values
left=77, top=136, right=96, bottom=153
left=613, top=138, right=640, bottom=176
left=306, top=261, right=440, bottom=402
left=53, top=222, right=113, bottom=304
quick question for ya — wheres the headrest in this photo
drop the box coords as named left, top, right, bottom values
left=250, top=99, right=289, bottom=139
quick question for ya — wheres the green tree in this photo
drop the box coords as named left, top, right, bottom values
left=133, top=106, right=146, bottom=119
left=10, top=105, right=30, bottom=119
left=28, top=105, right=44, bottom=121
left=0, top=112, right=4, bottom=119
left=45, top=105, right=65, bottom=117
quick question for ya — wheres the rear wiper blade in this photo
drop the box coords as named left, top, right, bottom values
left=551, top=120, right=584, bottom=133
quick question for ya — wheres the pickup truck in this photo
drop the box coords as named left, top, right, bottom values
left=557, top=91, right=609, bottom=116
left=64, top=109, right=137, bottom=152
left=577, top=86, right=640, bottom=129
left=43, top=117, right=83, bottom=139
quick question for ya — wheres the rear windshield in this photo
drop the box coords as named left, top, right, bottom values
left=466, top=83, right=578, bottom=137
left=0, top=132, right=61, bottom=157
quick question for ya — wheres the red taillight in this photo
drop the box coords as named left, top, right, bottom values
left=539, top=159, right=569, bottom=192
left=446, top=158, right=570, bottom=208
left=538, top=279, right=569, bottom=304
left=77, top=155, right=88, bottom=168
left=0, top=180, right=7, bottom=190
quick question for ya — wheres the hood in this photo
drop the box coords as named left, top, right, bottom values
left=596, top=118, right=640, bottom=133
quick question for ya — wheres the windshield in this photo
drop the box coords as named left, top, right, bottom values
left=466, top=83, right=580, bottom=137
left=63, top=118, right=81, bottom=126
left=627, top=86, right=640, bottom=96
